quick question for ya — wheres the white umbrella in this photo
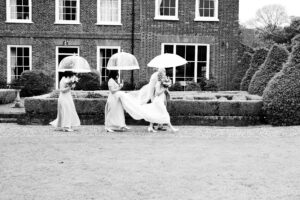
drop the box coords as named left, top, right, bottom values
left=58, top=55, right=91, bottom=73
left=107, top=52, right=139, bottom=70
left=147, top=53, right=187, bottom=68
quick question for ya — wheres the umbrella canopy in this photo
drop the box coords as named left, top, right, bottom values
left=147, top=53, right=188, bottom=68
left=58, top=55, right=91, bottom=73
left=107, top=52, right=139, bottom=70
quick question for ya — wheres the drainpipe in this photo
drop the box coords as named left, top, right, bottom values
left=131, top=0, right=135, bottom=87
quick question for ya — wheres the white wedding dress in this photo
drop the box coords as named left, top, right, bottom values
left=117, top=82, right=171, bottom=124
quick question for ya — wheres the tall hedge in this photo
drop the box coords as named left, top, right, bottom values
left=248, top=45, right=289, bottom=96
left=262, top=38, right=300, bottom=125
left=74, top=72, right=101, bottom=91
left=240, top=48, right=268, bottom=91
left=232, top=52, right=253, bottom=90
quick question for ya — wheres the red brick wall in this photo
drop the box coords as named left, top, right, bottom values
left=0, top=0, right=239, bottom=90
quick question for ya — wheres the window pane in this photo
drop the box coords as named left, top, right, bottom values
left=186, top=46, right=195, bottom=61
left=99, top=0, right=119, bottom=22
left=170, top=0, right=176, bottom=7
left=58, top=48, right=78, bottom=54
left=210, top=9, right=214, bottom=17
left=197, top=62, right=206, bottom=78
left=176, top=45, right=185, bottom=58
left=204, top=0, right=210, bottom=8
left=186, top=62, right=195, bottom=77
left=198, top=46, right=207, bottom=61
left=164, top=45, right=173, bottom=53
left=170, top=8, right=175, bottom=16
left=204, top=9, right=209, bottom=16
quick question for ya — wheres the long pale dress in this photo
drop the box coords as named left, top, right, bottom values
left=118, top=82, right=171, bottom=124
left=105, top=78, right=126, bottom=130
left=50, top=77, right=81, bottom=128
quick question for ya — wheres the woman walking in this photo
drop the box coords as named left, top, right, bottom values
left=50, top=71, right=80, bottom=132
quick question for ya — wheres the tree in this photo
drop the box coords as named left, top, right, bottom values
left=247, top=4, right=289, bottom=44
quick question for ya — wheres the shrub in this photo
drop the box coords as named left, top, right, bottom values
left=185, top=82, right=202, bottom=91
left=11, top=70, right=54, bottom=97
left=169, top=82, right=183, bottom=91
left=0, top=81, right=9, bottom=89
left=121, top=81, right=135, bottom=90
left=248, top=45, right=289, bottom=96
left=240, top=48, right=269, bottom=91
left=204, top=79, right=218, bottom=91
left=262, top=37, right=300, bottom=125
left=232, top=52, right=253, bottom=90
left=74, top=72, right=101, bottom=91
left=135, top=80, right=148, bottom=90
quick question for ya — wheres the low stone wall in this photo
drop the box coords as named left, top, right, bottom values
left=0, top=89, right=17, bottom=104
left=20, top=91, right=264, bottom=126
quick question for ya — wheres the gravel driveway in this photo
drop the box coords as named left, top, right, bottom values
left=0, top=124, right=300, bottom=200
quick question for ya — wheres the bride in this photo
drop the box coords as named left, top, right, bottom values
left=117, top=69, right=178, bottom=132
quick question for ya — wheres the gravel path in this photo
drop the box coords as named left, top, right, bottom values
left=0, top=124, right=300, bottom=200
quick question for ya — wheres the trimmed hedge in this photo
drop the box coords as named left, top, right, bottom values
left=232, top=52, right=253, bottom=90
left=74, top=72, right=101, bottom=91
left=11, top=70, right=54, bottom=97
left=240, top=48, right=268, bottom=91
left=262, top=38, right=300, bottom=125
left=248, top=45, right=289, bottom=96
left=0, top=89, right=17, bottom=104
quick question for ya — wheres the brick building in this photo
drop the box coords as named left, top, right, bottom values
left=0, top=0, right=239, bottom=90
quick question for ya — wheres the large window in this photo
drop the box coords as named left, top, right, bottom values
left=55, top=0, right=80, bottom=24
left=6, top=0, right=32, bottom=23
left=195, top=0, right=219, bottom=21
left=97, top=0, right=121, bottom=25
left=155, top=0, right=178, bottom=20
left=7, top=45, right=32, bottom=83
left=162, top=43, right=210, bottom=83
left=97, top=47, right=120, bottom=83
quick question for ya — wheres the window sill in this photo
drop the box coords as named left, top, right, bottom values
left=54, top=21, right=81, bottom=25
left=5, top=20, right=33, bottom=24
left=96, top=22, right=122, bottom=26
left=154, top=17, right=179, bottom=21
left=194, top=17, right=219, bottom=22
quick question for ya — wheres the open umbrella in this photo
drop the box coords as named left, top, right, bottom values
left=58, top=55, right=91, bottom=73
left=147, top=53, right=187, bottom=68
left=107, top=52, right=139, bottom=70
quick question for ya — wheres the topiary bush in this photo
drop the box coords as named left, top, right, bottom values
left=0, top=80, right=9, bottom=89
left=204, top=78, right=219, bottom=91
left=248, top=45, right=289, bottom=96
left=11, top=70, right=54, bottom=97
left=74, top=72, right=101, bottom=91
left=240, top=48, right=268, bottom=91
left=262, top=36, right=300, bottom=125
left=232, top=52, right=253, bottom=90
left=185, top=82, right=202, bottom=91
left=100, top=81, right=108, bottom=90
left=169, top=82, right=183, bottom=91
left=121, top=81, right=135, bottom=90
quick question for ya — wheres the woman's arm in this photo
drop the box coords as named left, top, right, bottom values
left=109, top=80, right=123, bottom=94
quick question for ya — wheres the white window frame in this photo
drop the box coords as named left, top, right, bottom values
left=161, top=43, right=210, bottom=83
left=6, top=0, right=33, bottom=23
left=55, top=0, right=81, bottom=24
left=97, top=46, right=121, bottom=84
left=96, top=0, right=122, bottom=25
left=7, top=45, right=32, bottom=83
left=154, top=0, right=179, bottom=21
left=195, top=0, right=219, bottom=22
left=55, top=46, right=80, bottom=88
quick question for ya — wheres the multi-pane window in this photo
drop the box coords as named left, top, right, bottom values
left=98, top=47, right=120, bottom=82
left=55, top=0, right=80, bottom=24
left=6, top=0, right=32, bottom=23
left=155, top=0, right=178, bottom=20
left=162, top=44, right=209, bottom=83
left=97, top=0, right=121, bottom=25
left=195, top=0, right=218, bottom=21
left=7, top=46, right=31, bottom=83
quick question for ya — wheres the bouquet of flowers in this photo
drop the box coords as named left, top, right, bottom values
left=161, top=76, right=172, bottom=88
left=67, top=75, right=79, bottom=88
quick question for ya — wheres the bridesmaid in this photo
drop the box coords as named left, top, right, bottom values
left=104, top=70, right=130, bottom=132
left=50, top=71, right=80, bottom=132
